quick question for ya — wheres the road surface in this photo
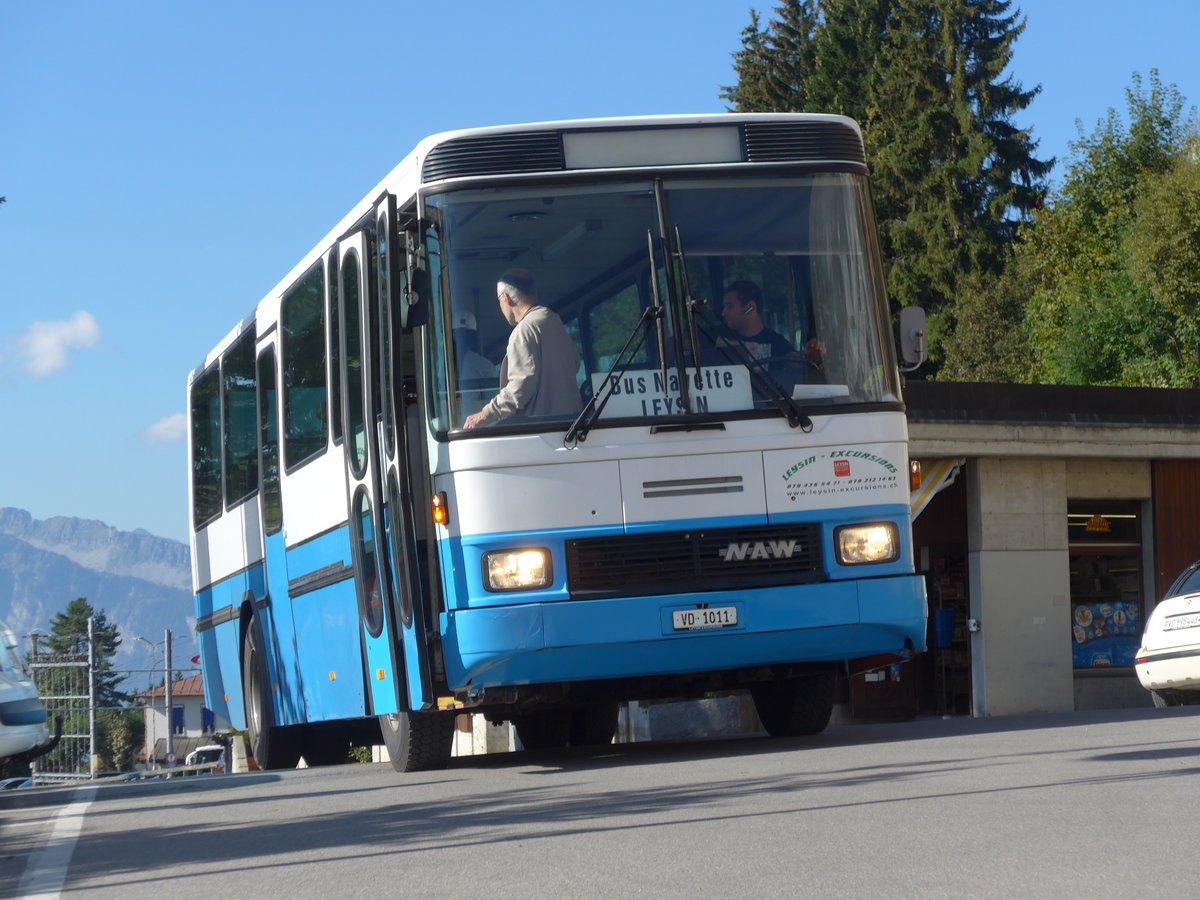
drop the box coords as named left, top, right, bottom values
left=3, top=707, right=1196, bottom=898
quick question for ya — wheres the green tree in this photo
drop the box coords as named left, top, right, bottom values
left=721, top=0, right=1050, bottom=370
left=1014, top=71, right=1199, bottom=386
left=97, top=707, right=143, bottom=772
left=46, top=597, right=128, bottom=707
left=940, top=252, right=1032, bottom=381
left=721, top=3, right=818, bottom=112
left=1131, top=139, right=1200, bottom=321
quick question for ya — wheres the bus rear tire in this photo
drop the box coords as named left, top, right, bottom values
left=379, top=711, right=454, bottom=772
left=751, top=669, right=837, bottom=738
left=242, top=619, right=302, bottom=770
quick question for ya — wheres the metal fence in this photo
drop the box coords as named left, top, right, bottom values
left=28, top=650, right=92, bottom=779
left=24, top=621, right=178, bottom=781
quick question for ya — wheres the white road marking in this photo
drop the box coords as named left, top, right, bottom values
left=17, top=787, right=96, bottom=900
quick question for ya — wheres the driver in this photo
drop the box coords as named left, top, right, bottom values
left=720, top=280, right=825, bottom=374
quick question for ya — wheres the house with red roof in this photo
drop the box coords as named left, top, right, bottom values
left=136, top=674, right=231, bottom=766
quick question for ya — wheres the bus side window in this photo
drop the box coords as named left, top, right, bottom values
left=222, top=329, right=258, bottom=509
left=190, top=365, right=222, bottom=530
left=281, top=263, right=328, bottom=470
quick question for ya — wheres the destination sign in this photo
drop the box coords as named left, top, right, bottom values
left=591, top=365, right=752, bottom=417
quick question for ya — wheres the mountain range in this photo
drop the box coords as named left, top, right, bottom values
left=0, top=507, right=196, bottom=687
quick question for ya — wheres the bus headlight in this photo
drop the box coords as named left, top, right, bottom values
left=484, top=548, right=552, bottom=591
left=835, top=523, right=899, bottom=565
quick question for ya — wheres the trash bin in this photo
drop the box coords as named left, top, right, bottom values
left=934, top=608, right=956, bottom=649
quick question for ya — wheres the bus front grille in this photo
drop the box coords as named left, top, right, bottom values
left=565, top=523, right=823, bottom=600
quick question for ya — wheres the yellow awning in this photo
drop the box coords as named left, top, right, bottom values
left=911, top=458, right=964, bottom=520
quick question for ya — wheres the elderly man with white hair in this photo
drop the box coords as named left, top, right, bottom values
left=463, top=268, right=581, bottom=429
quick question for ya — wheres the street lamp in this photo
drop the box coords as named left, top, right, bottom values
left=133, top=636, right=160, bottom=768
left=134, top=630, right=174, bottom=766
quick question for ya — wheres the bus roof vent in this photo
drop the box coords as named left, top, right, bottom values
left=742, top=121, right=865, bottom=166
left=423, top=132, right=565, bottom=182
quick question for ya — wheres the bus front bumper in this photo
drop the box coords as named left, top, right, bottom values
left=440, top=575, right=927, bottom=691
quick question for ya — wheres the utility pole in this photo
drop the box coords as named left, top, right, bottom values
left=88, top=617, right=98, bottom=778
left=164, top=629, right=174, bottom=762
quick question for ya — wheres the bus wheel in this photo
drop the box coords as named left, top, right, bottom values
left=379, top=712, right=454, bottom=773
left=242, top=620, right=301, bottom=770
left=513, top=711, right=573, bottom=750
left=750, top=669, right=836, bottom=738
left=569, top=702, right=620, bottom=747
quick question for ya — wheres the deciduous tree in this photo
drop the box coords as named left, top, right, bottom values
left=1016, top=72, right=1200, bottom=386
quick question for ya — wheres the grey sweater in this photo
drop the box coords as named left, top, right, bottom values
left=482, top=306, right=582, bottom=422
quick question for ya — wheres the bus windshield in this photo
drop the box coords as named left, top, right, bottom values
left=425, top=173, right=899, bottom=435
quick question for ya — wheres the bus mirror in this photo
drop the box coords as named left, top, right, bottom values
left=402, top=268, right=429, bottom=329
left=899, top=306, right=926, bottom=371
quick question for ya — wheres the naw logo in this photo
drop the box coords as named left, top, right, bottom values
left=720, top=539, right=799, bottom=562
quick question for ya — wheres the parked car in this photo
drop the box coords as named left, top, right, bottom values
left=1135, top=561, right=1200, bottom=706
left=0, top=618, right=54, bottom=765
left=184, top=744, right=226, bottom=773
left=0, top=776, right=33, bottom=790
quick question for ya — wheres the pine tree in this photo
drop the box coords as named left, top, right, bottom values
left=721, top=2, right=818, bottom=112
left=720, top=0, right=1050, bottom=369
left=46, top=597, right=128, bottom=708
left=806, top=0, right=890, bottom=121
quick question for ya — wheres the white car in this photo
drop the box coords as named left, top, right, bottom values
left=0, top=618, right=52, bottom=764
left=185, top=744, right=226, bottom=773
left=1135, top=562, right=1200, bottom=707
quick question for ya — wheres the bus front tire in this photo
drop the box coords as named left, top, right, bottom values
left=242, top=620, right=301, bottom=770
left=379, top=711, right=454, bottom=772
left=751, top=669, right=837, bottom=738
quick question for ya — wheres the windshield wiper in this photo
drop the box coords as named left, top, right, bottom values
left=564, top=237, right=665, bottom=447
left=667, top=223, right=811, bottom=431
left=654, top=181, right=693, bottom=414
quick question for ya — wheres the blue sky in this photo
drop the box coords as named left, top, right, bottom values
left=2, top=1, right=1196, bottom=545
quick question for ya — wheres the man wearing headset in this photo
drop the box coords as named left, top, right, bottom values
left=720, top=279, right=826, bottom=379
left=720, top=280, right=794, bottom=362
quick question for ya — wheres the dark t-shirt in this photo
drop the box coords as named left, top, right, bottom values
left=738, top=327, right=794, bottom=363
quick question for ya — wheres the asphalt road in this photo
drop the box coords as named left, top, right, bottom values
left=2, top=706, right=1197, bottom=899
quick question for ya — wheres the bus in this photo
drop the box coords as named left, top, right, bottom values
left=0, top=618, right=54, bottom=767
left=187, top=113, right=928, bottom=772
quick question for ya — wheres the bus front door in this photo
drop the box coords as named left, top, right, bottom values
left=375, top=199, right=437, bottom=712
left=337, top=229, right=405, bottom=717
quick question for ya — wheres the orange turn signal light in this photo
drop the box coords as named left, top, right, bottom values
left=910, top=460, right=922, bottom=491
left=432, top=492, right=449, bottom=526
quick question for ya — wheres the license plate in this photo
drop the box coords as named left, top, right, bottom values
left=1164, top=613, right=1200, bottom=631
left=672, top=606, right=738, bottom=631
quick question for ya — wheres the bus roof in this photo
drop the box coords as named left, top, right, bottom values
left=190, top=112, right=863, bottom=376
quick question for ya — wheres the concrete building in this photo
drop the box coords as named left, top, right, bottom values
left=895, top=381, right=1200, bottom=719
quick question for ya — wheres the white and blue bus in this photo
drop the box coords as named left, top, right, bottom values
left=188, top=114, right=928, bottom=771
